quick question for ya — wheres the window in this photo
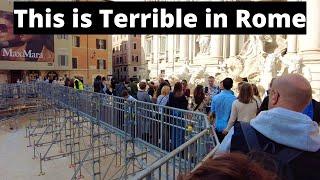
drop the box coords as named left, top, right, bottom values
left=96, top=39, right=106, bottom=49
left=120, top=57, right=123, bottom=64
left=113, top=48, right=115, bottom=53
left=161, top=70, right=165, bottom=74
left=116, top=57, right=119, bottom=64
left=97, top=59, right=106, bottom=69
left=133, top=43, right=137, bottom=49
left=120, top=45, right=123, bottom=52
left=73, top=36, right=80, bottom=47
left=58, top=55, right=68, bottom=66
left=134, top=67, right=137, bottom=71
left=136, top=56, right=139, bottom=62
left=132, top=55, right=134, bottom=62
left=57, top=34, right=68, bottom=40
left=160, top=36, right=167, bottom=53
left=123, top=67, right=127, bottom=72
left=124, top=44, right=127, bottom=50
left=72, top=58, right=77, bottom=69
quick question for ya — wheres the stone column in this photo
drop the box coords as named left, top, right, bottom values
left=286, top=35, right=297, bottom=54
left=298, top=0, right=320, bottom=54
left=180, top=35, right=189, bottom=64
left=210, top=35, right=223, bottom=62
left=297, top=0, right=320, bottom=101
left=229, top=35, right=239, bottom=57
left=223, top=35, right=230, bottom=58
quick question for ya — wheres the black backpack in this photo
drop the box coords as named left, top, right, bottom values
left=240, top=122, right=302, bottom=180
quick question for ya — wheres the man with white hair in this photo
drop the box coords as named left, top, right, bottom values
left=218, top=74, right=320, bottom=180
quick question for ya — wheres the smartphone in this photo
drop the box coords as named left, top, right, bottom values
left=205, top=87, right=209, bottom=93
left=0, top=24, right=8, bottom=32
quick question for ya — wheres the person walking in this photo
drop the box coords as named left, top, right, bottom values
left=223, top=82, right=258, bottom=134
left=210, top=78, right=236, bottom=142
left=167, top=82, right=188, bottom=149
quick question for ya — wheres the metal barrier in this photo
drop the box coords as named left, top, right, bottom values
left=0, top=82, right=219, bottom=180
left=133, top=129, right=219, bottom=180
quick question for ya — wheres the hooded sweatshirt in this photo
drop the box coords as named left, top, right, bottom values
left=217, top=107, right=320, bottom=153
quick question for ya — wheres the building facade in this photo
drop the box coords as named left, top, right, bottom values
left=112, top=35, right=142, bottom=81
left=141, top=0, right=320, bottom=100
left=71, top=35, right=112, bottom=84
left=0, top=0, right=112, bottom=85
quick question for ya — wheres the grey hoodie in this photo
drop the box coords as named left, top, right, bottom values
left=217, top=107, right=320, bottom=153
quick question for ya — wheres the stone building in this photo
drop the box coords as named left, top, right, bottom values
left=71, top=35, right=112, bottom=84
left=0, top=0, right=112, bottom=85
left=141, top=0, right=320, bottom=100
left=112, top=35, right=142, bottom=81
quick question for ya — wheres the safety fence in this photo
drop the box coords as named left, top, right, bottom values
left=0, top=82, right=219, bottom=180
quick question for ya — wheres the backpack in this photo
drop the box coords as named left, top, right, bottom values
left=240, top=122, right=303, bottom=180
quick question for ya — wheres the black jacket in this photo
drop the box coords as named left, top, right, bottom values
left=231, top=122, right=320, bottom=180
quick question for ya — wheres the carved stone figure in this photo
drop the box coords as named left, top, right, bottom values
left=279, top=54, right=303, bottom=75
left=174, top=64, right=192, bottom=82
left=239, top=35, right=270, bottom=59
left=188, top=66, right=209, bottom=89
left=196, top=35, right=210, bottom=55
left=274, top=35, right=287, bottom=55
left=302, top=66, right=312, bottom=82
left=260, top=53, right=278, bottom=90
left=216, top=56, right=244, bottom=82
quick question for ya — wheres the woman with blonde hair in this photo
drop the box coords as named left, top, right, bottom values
left=223, top=82, right=258, bottom=134
left=157, top=85, right=170, bottom=106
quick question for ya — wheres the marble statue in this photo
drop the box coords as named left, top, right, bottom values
left=196, top=35, right=210, bottom=55
left=174, top=64, right=192, bottom=82
left=260, top=53, right=278, bottom=90
left=274, top=35, right=287, bottom=55
left=239, top=35, right=271, bottom=59
left=279, top=54, right=303, bottom=75
left=188, top=65, right=209, bottom=89
left=302, top=66, right=312, bottom=82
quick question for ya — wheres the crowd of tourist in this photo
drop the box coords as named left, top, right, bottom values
left=89, top=73, right=320, bottom=180
left=34, top=72, right=320, bottom=180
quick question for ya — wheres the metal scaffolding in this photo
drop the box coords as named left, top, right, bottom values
left=0, top=83, right=219, bottom=180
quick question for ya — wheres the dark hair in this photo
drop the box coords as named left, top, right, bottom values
left=238, top=82, right=254, bottom=104
left=182, top=79, right=187, bottom=84
left=252, top=84, right=260, bottom=98
left=179, top=153, right=278, bottom=180
left=139, top=82, right=147, bottom=90
left=102, top=77, right=106, bottom=81
left=173, top=82, right=183, bottom=96
left=95, top=75, right=102, bottom=81
left=242, top=77, right=248, bottom=82
left=165, top=80, right=171, bottom=88
left=122, top=90, right=129, bottom=97
left=223, top=78, right=233, bottom=90
left=194, top=85, right=205, bottom=105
